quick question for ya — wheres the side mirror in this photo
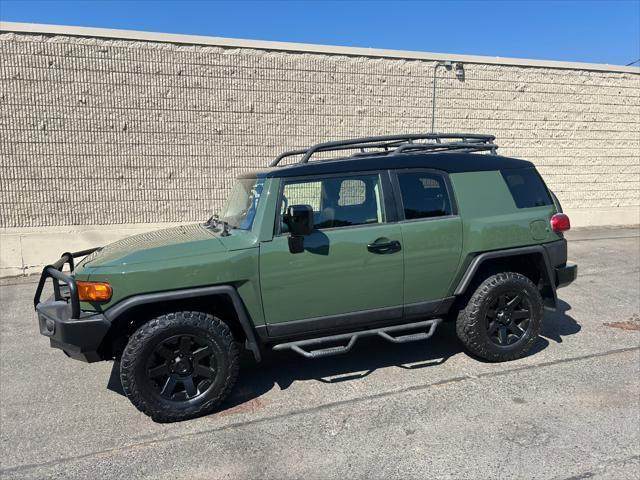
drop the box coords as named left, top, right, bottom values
left=285, top=204, right=314, bottom=254
left=286, top=205, right=314, bottom=236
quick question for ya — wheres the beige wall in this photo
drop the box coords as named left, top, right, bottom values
left=1, top=24, right=639, bottom=276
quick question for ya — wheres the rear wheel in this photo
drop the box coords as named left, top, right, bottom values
left=456, top=272, right=543, bottom=362
left=120, top=311, right=239, bottom=422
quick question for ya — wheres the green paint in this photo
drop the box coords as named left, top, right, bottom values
left=259, top=224, right=404, bottom=323
left=74, top=167, right=560, bottom=329
left=399, top=216, right=463, bottom=303
left=450, top=170, right=559, bottom=252
left=448, top=170, right=560, bottom=291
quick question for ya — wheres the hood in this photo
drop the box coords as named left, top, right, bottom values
left=78, top=224, right=226, bottom=268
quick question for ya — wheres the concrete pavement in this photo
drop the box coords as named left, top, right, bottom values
left=1, top=227, right=639, bottom=479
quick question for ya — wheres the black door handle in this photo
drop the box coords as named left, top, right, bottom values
left=367, top=240, right=402, bottom=254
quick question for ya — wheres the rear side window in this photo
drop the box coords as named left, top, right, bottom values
left=501, top=168, right=552, bottom=209
left=397, top=172, right=452, bottom=220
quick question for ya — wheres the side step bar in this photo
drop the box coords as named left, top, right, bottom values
left=272, top=319, right=442, bottom=359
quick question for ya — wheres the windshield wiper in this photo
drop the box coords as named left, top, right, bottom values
left=204, top=214, right=231, bottom=236
left=205, top=214, right=219, bottom=227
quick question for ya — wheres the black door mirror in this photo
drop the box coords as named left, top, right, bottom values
left=285, top=204, right=314, bottom=253
left=286, top=205, right=314, bottom=236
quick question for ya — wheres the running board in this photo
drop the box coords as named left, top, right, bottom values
left=272, top=319, right=442, bottom=359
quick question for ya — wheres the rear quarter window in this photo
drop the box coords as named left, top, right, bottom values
left=501, top=168, right=552, bottom=208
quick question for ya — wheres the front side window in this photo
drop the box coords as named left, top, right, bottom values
left=280, top=174, right=385, bottom=232
left=219, top=177, right=265, bottom=230
left=397, top=172, right=452, bottom=219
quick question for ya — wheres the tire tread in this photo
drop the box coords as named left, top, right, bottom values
left=455, top=272, right=543, bottom=362
left=120, top=311, right=239, bottom=422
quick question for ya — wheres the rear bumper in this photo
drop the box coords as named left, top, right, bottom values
left=37, top=300, right=110, bottom=362
left=555, top=263, right=577, bottom=289
left=543, top=239, right=577, bottom=289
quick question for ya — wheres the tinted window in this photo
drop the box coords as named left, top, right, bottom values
left=397, top=172, right=452, bottom=219
left=281, top=174, right=384, bottom=232
left=501, top=168, right=552, bottom=208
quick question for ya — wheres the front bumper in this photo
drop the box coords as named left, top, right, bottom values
left=37, top=301, right=110, bottom=362
left=555, top=263, right=577, bottom=289
left=34, top=248, right=108, bottom=362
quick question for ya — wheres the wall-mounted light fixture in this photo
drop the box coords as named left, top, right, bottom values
left=454, top=62, right=465, bottom=81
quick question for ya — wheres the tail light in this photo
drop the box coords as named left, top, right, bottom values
left=77, top=281, right=113, bottom=302
left=550, top=213, right=571, bottom=233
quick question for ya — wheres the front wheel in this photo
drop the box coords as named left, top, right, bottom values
left=456, top=272, right=543, bottom=362
left=120, top=311, right=239, bottom=422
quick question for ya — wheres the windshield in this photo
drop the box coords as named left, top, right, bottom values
left=218, top=177, right=265, bottom=230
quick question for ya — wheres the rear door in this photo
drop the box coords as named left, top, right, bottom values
left=259, top=172, right=404, bottom=334
left=391, top=169, right=463, bottom=317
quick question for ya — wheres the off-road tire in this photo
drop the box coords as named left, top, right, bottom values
left=456, top=272, right=543, bottom=362
left=120, top=311, right=239, bottom=422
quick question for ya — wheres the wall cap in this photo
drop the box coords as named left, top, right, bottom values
left=1, top=21, right=639, bottom=74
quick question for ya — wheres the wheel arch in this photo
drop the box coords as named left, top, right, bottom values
left=98, top=285, right=262, bottom=362
left=453, top=246, right=557, bottom=310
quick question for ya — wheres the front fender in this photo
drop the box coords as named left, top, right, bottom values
left=103, top=285, right=262, bottom=362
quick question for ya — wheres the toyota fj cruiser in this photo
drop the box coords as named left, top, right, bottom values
left=35, top=133, right=577, bottom=422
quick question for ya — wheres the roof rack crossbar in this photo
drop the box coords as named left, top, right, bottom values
left=269, top=133, right=497, bottom=166
left=393, top=140, right=497, bottom=155
left=271, top=139, right=415, bottom=166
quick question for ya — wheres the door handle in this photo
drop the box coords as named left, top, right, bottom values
left=367, top=240, right=402, bottom=254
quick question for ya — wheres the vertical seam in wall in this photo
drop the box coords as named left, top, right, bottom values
left=19, top=235, right=25, bottom=275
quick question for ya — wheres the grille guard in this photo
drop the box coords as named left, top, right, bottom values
left=33, top=248, right=100, bottom=319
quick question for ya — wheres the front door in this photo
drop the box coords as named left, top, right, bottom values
left=259, top=172, right=404, bottom=334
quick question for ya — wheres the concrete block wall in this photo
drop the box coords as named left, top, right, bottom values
left=0, top=23, right=639, bottom=275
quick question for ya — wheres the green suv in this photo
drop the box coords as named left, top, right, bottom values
left=34, top=133, right=577, bottom=422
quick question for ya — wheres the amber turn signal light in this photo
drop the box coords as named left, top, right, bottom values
left=77, top=281, right=113, bottom=302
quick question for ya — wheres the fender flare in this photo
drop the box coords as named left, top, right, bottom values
left=103, top=285, right=262, bottom=362
left=453, top=245, right=557, bottom=309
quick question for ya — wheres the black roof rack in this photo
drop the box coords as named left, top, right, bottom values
left=270, top=133, right=497, bottom=167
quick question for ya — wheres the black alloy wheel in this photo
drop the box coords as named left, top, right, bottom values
left=485, top=292, right=532, bottom=346
left=120, top=311, right=239, bottom=422
left=455, top=272, right=544, bottom=362
left=146, top=334, right=217, bottom=402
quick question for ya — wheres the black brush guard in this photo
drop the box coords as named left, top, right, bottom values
left=33, top=248, right=100, bottom=319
